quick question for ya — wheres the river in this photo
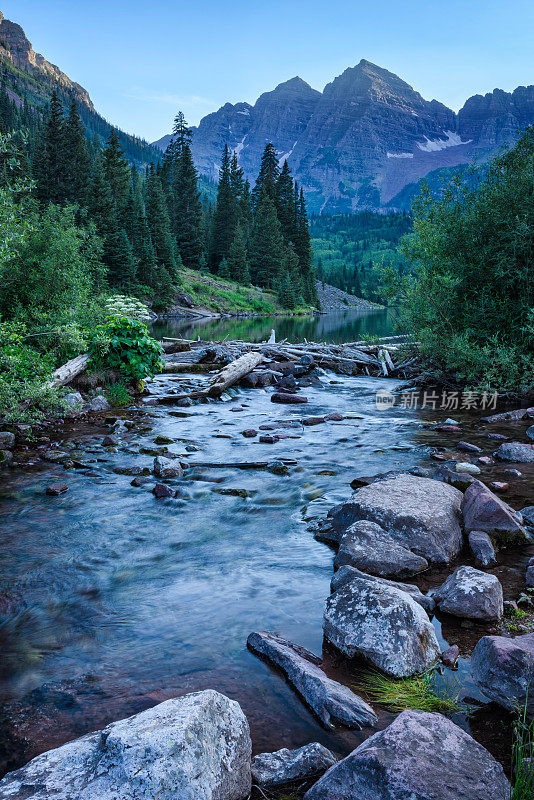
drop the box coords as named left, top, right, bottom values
left=0, top=310, right=531, bottom=777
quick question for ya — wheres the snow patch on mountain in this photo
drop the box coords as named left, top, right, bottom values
left=387, top=151, right=414, bottom=158
left=278, top=141, right=297, bottom=167
left=417, top=130, right=472, bottom=153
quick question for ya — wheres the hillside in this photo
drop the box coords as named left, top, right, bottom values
left=154, top=60, right=534, bottom=213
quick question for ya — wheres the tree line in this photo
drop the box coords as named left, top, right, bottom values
left=1, top=82, right=316, bottom=309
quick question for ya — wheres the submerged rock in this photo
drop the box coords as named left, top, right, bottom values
left=0, top=690, right=252, bottom=800
left=271, top=393, right=308, bottom=404
left=494, top=442, right=534, bottom=462
left=324, top=572, right=440, bottom=677
left=303, top=710, right=510, bottom=800
left=433, top=566, right=503, bottom=621
left=471, top=633, right=534, bottom=717
left=247, top=631, right=377, bottom=730
left=329, top=473, right=463, bottom=565
left=334, top=520, right=428, bottom=579
left=252, top=743, right=337, bottom=787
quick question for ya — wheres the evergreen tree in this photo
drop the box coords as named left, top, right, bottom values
left=252, top=143, right=279, bottom=206
left=218, top=257, right=230, bottom=280
left=209, top=144, right=234, bottom=269
left=33, top=91, right=65, bottom=205
left=275, top=160, right=297, bottom=243
left=62, top=99, right=90, bottom=204
left=166, top=111, right=204, bottom=268
left=103, top=129, right=131, bottom=210
left=294, top=188, right=317, bottom=304
left=144, top=168, right=177, bottom=278
left=227, top=225, right=250, bottom=284
left=249, top=191, right=284, bottom=288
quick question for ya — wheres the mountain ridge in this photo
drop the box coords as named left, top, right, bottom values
left=153, top=59, right=534, bottom=212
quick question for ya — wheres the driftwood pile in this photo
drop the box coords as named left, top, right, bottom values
left=157, top=334, right=418, bottom=405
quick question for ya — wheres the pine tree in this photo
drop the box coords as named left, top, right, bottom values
left=218, top=257, right=230, bottom=280
left=62, top=99, right=90, bottom=204
left=249, top=192, right=285, bottom=289
left=294, top=188, right=317, bottom=305
left=209, top=144, right=235, bottom=269
left=275, top=160, right=297, bottom=243
left=227, top=225, right=250, bottom=284
left=103, top=129, right=131, bottom=210
left=166, top=111, right=204, bottom=268
left=252, top=143, right=279, bottom=206
left=145, top=168, right=177, bottom=277
left=33, top=91, right=65, bottom=205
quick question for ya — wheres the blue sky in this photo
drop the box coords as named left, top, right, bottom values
left=4, top=0, right=534, bottom=142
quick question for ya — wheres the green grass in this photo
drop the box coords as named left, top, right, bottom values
left=104, top=381, right=133, bottom=408
left=511, top=701, right=534, bottom=799
left=357, top=669, right=463, bottom=714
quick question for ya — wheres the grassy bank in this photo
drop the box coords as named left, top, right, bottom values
left=170, top=268, right=312, bottom=316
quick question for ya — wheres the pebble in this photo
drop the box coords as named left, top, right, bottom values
left=441, top=644, right=460, bottom=669
left=435, top=425, right=461, bottom=433
left=444, top=418, right=460, bottom=425
left=325, top=412, right=344, bottom=421
left=259, top=435, right=280, bottom=444
left=302, top=417, right=325, bottom=426
left=477, top=456, right=493, bottom=465
left=131, top=477, right=151, bottom=487
left=271, top=393, right=308, bottom=404
left=455, top=462, right=481, bottom=475
left=488, top=481, right=509, bottom=492
left=504, top=468, right=522, bottom=477
left=46, top=482, right=69, bottom=496
left=487, top=433, right=507, bottom=440
left=457, top=441, right=482, bottom=453
left=241, top=429, right=258, bottom=438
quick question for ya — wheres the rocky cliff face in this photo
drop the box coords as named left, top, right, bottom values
left=0, top=11, right=93, bottom=109
left=153, top=60, right=534, bottom=212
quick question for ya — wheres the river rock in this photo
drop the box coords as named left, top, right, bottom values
left=303, top=710, right=510, bottom=800
left=521, top=506, right=534, bottom=528
left=325, top=412, right=344, bottom=421
left=441, top=644, right=460, bottom=669
left=152, top=482, right=176, bottom=498
left=494, top=442, right=534, bottom=462
left=45, top=482, right=69, bottom=496
left=461, top=480, right=527, bottom=544
left=329, top=473, right=463, bottom=565
left=0, top=690, right=252, bottom=800
left=247, top=631, right=377, bottom=730
left=153, top=455, right=183, bottom=479
left=433, top=566, right=503, bottom=621
left=468, top=530, right=497, bottom=567
left=324, top=573, right=440, bottom=677
left=526, top=562, right=534, bottom=588
left=482, top=408, right=532, bottom=423
left=241, top=429, right=257, bottom=437
left=334, top=520, right=428, bottom=579
left=63, top=391, right=84, bottom=410
left=0, top=431, right=15, bottom=449
left=271, top=393, right=308, bottom=404
left=471, top=633, right=534, bottom=717
left=458, top=441, right=482, bottom=453
left=526, top=425, right=534, bottom=441
left=252, top=743, right=337, bottom=787
left=84, top=395, right=111, bottom=412
left=102, top=434, right=119, bottom=446
left=302, top=416, right=325, bottom=426
left=331, top=565, right=435, bottom=614
left=455, top=461, right=481, bottom=474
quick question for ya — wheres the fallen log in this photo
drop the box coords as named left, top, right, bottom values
left=157, top=350, right=264, bottom=404
left=46, top=353, right=90, bottom=388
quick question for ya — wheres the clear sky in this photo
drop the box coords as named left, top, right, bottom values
left=4, top=0, right=534, bottom=143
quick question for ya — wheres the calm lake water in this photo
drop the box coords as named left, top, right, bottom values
left=0, top=311, right=532, bottom=776
left=152, top=307, right=399, bottom=344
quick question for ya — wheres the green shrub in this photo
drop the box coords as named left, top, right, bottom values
left=401, top=127, right=534, bottom=391
left=0, top=322, right=58, bottom=422
left=104, top=381, right=133, bottom=408
left=89, top=316, right=162, bottom=382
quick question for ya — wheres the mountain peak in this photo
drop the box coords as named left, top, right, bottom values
left=259, top=76, right=320, bottom=101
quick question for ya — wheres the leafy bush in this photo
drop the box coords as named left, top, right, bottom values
left=104, top=381, right=133, bottom=408
left=90, top=316, right=162, bottom=382
left=0, top=323, right=58, bottom=422
left=400, top=127, right=534, bottom=391
left=104, top=295, right=152, bottom=322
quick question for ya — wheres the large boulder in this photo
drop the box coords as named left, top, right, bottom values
left=0, top=690, right=252, bottom=800
left=433, top=566, right=503, bottom=621
left=334, top=520, right=428, bottom=579
left=461, top=481, right=527, bottom=544
left=252, top=743, right=337, bottom=787
left=471, top=633, right=534, bottom=717
left=304, top=710, right=510, bottom=800
left=494, top=442, right=534, bottom=462
left=329, top=473, right=463, bottom=565
left=324, top=572, right=440, bottom=677
left=331, top=565, right=435, bottom=614
left=247, top=631, right=377, bottom=730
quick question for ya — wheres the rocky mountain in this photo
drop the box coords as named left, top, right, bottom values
left=0, top=11, right=93, bottom=108
left=153, top=60, right=534, bottom=212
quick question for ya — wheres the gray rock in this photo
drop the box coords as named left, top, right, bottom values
left=458, top=441, right=482, bottom=453
left=0, top=431, right=15, bottom=449
left=63, top=391, right=84, bottom=409
left=329, top=473, right=463, bottom=565
left=0, top=449, right=13, bottom=465
left=0, top=690, right=252, bottom=800
left=153, top=455, right=183, bottom=479
left=441, top=644, right=460, bottom=669
left=304, top=710, right=510, bottom=800
left=252, top=743, right=337, bottom=787
left=247, top=631, right=377, bottom=730
left=468, top=530, right=497, bottom=568
left=334, top=520, right=428, bottom=578
left=455, top=461, right=481, bottom=475
left=324, top=573, right=440, bottom=677
left=461, top=481, right=527, bottom=544
left=84, top=395, right=111, bottom=412
left=495, top=442, right=534, bottom=462
left=526, top=425, right=534, bottom=441
left=471, top=633, right=534, bottom=717
left=331, top=565, right=435, bottom=614
left=102, top=434, right=119, bottom=446
left=482, top=408, right=531, bottom=423
left=526, top=564, right=534, bottom=588
left=434, top=566, right=503, bottom=621
left=521, top=506, right=534, bottom=528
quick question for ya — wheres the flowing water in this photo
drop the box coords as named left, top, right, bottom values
left=0, top=311, right=532, bottom=775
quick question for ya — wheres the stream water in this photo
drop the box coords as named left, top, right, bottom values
left=0, top=311, right=532, bottom=777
